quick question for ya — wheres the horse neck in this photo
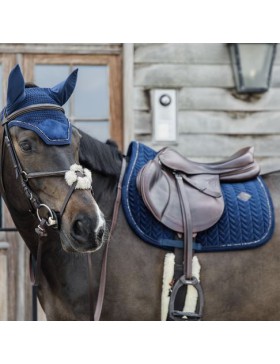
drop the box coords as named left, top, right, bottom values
left=79, top=130, right=123, bottom=177
left=78, top=131, right=123, bottom=218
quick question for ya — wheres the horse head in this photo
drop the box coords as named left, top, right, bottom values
left=0, top=65, right=106, bottom=253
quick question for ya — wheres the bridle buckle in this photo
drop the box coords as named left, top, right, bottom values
left=47, top=216, right=57, bottom=227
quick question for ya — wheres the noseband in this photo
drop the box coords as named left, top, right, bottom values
left=1, top=103, right=92, bottom=235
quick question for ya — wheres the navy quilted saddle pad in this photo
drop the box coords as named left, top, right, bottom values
left=121, top=142, right=275, bottom=252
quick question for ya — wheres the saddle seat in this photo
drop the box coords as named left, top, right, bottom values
left=158, top=146, right=259, bottom=182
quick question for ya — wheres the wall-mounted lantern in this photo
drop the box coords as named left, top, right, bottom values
left=228, top=43, right=277, bottom=93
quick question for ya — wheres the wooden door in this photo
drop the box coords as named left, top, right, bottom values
left=0, top=49, right=123, bottom=320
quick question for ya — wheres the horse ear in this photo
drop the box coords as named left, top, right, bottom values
left=49, top=69, right=78, bottom=106
left=6, top=64, right=26, bottom=110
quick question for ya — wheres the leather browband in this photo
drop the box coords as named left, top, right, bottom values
left=2, top=104, right=65, bottom=125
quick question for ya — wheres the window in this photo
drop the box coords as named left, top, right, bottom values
left=34, top=64, right=110, bottom=142
left=23, top=54, right=122, bottom=148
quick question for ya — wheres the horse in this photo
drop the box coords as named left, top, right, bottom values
left=1, top=65, right=280, bottom=320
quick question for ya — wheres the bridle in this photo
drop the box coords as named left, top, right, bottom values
left=1, top=102, right=94, bottom=285
left=1, top=103, right=126, bottom=320
left=1, top=103, right=89, bottom=231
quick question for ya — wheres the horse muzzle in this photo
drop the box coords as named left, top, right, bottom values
left=60, top=207, right=106, bottom=253
left=42, top=164, right=106, bottom=253
left=71, top=212, right=105, bottom=246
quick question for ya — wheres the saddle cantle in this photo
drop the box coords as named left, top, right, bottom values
left=136, top=146, right=260, bottom=234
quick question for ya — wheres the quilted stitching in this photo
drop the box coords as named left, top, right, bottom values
left=1, top=87, right=71, bottom=145
left=122, top=141, right=275, bottom=252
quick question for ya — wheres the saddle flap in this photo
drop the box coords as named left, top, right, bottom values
left=137, top=159, right=171, bottom=221
left=137, top=159, right=224, bottom=233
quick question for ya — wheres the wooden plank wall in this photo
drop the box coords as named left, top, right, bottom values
left=133, top=43, right=280, bottom=173
left=0, top=242, right=9, bottom=320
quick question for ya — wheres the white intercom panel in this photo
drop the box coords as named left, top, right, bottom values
left=151, top=89, right=177, bottom=143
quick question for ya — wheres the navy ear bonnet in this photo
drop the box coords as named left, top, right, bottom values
left=0, top=65, right=78, bottom=145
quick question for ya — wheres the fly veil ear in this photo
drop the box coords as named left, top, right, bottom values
left=6, top=65, right=26, bottom=115
left=49, top=69, right=78, bottom=106
left=3, top=65, right=79, bottom=146
left=6, top=65, right=78, bottom=112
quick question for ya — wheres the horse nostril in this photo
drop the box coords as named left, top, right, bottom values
left=73, top=220, right=84, bottom=237
left=97, top=227, right=104, bottom=241
left=70, top=214, right=105, bottom=247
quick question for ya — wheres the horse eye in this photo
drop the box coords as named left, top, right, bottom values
left=19, top=141, right=32, bottom=152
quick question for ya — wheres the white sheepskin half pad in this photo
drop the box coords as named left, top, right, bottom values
left=182, top=256, right=201, bottom=315
left=161, top=253, right=175, bottom=321
left=161, top=254, right=201, bottom=321
left=65, top=164, right=92, bottom=190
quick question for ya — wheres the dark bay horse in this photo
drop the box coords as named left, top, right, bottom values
left=1, top=65, right=280, bottom=320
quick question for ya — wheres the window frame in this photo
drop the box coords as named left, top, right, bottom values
left=0, top=54, right=16, bottom=108
left=23, top=54, right=123, bottom=148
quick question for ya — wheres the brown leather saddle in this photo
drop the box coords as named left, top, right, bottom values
left=137, top=146, right=260, bottom=234
left=136, top=146, right=260, bottom=320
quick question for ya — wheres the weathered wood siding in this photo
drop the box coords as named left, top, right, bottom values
left=133, top=43, right=280, bottom=173
left=0, top=242, right=9, bottom=320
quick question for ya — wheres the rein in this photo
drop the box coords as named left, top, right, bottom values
left=88, top=158, right=126, bottom=321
